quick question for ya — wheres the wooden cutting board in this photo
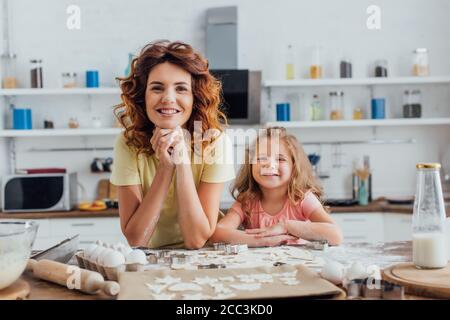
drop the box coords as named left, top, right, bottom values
left=0, top=279, right=30, bottom=300
left=382, top=262, right=450, bottom=299
left=118, top=264, right=345, bottom=300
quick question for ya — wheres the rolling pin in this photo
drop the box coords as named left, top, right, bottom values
left=26, top=259, right=120, bottom=296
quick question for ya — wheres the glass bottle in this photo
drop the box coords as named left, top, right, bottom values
left=330, top=91, right=344, bottom=120
left=310, top=46, right=323, bottom=79
left=413, top=48, right=429, bottom=77
left=412, top=163, right=447, bottom=269
left=353, top=107, right=363, bottom=120
left=403, top=89, right=422, bottom=118
left=310, top=94, right=323, bottom=121
left=340, top=57, right=352, bottom=78
left=286, top=44, right=295, bottom=80
left=2, top=57, right=18, bottom=88
left=30, top=59, right=43, bottom=88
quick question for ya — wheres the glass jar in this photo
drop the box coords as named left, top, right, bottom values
left=30, top=59, right=43, bottom=88
left=412, top=163, right=447, bottom=269
left=353, top=107, right=363, bottom=120
left=330, top=91, right=344, bottom=120
left=61, top=72, right=77, bottom=88
left=374, top=60, right=388, bottom=77
left=403, top=89, right=422, bottom=118
left=413, top=48, right=429, bottom=77
left=310, top=46, right=323, bottom=79
left=2, top=57, right=18, bottom=89
left=286, top=44, right=295, bottom=80
left=340, top=58, right=352, bottom=78
left=310, top=94, right=323, bottom=121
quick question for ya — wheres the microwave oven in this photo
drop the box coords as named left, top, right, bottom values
left=210, top=69, right=262, bottom=124
left=1, top=173, right=78, bottom=212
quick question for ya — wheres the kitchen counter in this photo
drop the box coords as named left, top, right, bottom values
left=17, top=241, right=430, bottom=300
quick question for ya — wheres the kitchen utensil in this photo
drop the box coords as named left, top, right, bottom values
left=382, top=262, right=450, bottom=299
left=0, top=220, right=38, bottom=290
left=0, top=279, right=30, bottom=300
left=346, top=278, right=404, bottom=299
left=31, top=234, right=79, bottom=263
left=26, top=259, right=120, bottom=296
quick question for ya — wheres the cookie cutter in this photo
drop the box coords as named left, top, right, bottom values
left=347, top=278, right=404, bottom=300
left=198, top=263, right=226, bottom=269
left=224, top=244, right=248, bottom=255
left=147, top=253, right=158, bottom=264
left=171, top=254, right=193, bottom=265
left=213, top=243, right=227, bottom=251
left=305, top=240, right=328, bottom=251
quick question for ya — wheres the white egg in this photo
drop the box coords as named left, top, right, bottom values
left=320, top=260, right=345, bottom=285
left=126, top=249, right=147, bottom=264
left=103, top=250, right=126, bottom=268
left=98, top=248, right=115, bottom=266
left=119, top=246, right=133, bottom=256
left=83, top=244, right=98, bottom=260
left=89, top=246, right=105, bottom=263
left=345, top=261, right=368, bottom=281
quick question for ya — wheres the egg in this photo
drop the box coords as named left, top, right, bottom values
left=345, top=261, right=368, bottom=281
left=103, top=250, right=126, bottom=268
left=89, top=246, right=105, bottom=263
left=112, top=242, right=126, bottom=251
left=83, top=244, right=98, bottom=260
left=97, top=248, right=116, bottom=266
left=126, top=249, right=147, bottom=265
left=119, top=246, right=133, bottom=256
left=320, top=260, right=345, bottom=285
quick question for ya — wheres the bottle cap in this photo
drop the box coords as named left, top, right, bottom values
left=416, top=163, right=441, bottom=169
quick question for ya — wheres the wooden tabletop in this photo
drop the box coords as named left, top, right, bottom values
left=15, top=241, right=425, bottom=300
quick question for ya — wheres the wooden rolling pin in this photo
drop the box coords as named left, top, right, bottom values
left=26, top=259, right=120, bottom=296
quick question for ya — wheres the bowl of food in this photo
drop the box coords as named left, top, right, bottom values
left=0, top=220, right=39, bottom=290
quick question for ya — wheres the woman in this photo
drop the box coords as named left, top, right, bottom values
left=111, top=40, right=235, bottom=249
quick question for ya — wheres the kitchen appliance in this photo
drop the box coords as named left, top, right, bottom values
left=1, top=173, right=78, bottom=212
left=210, top=69, right=261, bottom=124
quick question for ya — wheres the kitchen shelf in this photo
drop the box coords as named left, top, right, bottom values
left=263, top=76, right=450, bottom=88
left=0, top=128, right=122, bottom=137
left=265, top=118, right=450, bottom=128
left=0, top=88, right=121, bottom=96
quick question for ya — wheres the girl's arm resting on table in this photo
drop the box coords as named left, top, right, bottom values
left=175, top=164, right=225, bottom=249
left=118, top=165, right=174, bottom=247
left=285, top=206, right=343, bottom=246
left=210, top=211, right=296, bottom=247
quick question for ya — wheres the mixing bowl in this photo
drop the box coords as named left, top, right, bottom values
left=0, top=220, right=39, bottom=290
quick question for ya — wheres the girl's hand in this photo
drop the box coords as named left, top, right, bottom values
left=256, top=234, right=297, bottom=247
left=171, top=126, right=191, bottom=166
left=245, top=221, right=288, bottom=238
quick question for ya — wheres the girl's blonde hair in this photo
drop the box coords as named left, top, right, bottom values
left=231, top=127, right=323, bottom=218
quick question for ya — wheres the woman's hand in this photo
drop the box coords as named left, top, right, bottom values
left=150, top=127, right=179, bottom=168
left=245, top=221, right=288, bottom=238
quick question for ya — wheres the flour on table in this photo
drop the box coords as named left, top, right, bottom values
left=182, top=293, right=211, bottom=300
left=150, top=293, right=175, bottom=300
left=154, top=275, right=181, bottom=285
left=145, top=283, right=167, bottom=294
left=193, top=276, right=218, bottom=285
left=218, top=276, right=235, bottom=282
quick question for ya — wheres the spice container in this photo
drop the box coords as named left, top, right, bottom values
left=61, top=72, right=77, bottom=88
left=310, top=46, right=323, bottom=79
left=286, top=44, right=295, bottom=80
left=340, top=58, right=352, bottom=78
left=412, top=48, right=429, bottom=77
left=353, top=107, right=363, bottom=120
left=374, top=60, right=388, bottom=77
left=412, top=163, right=447, bottom=269
left=330, top=91, right=344, bottom=120
left=30, top=59, right=43, bottom=88
left=2, top=57, right=18, bottom=89
left=403, top=89, right=422, bottom=118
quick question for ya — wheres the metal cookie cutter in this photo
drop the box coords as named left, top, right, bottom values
left=213, top=243, right=227, bottom=251
left=347, top=278, right=404, bottom=300
left=147, top=253, right=158, bottom=264
left=305, top=240, right=328, bottom=251
left=198, top=263, right=226, bottom=269
left=171, top=254, right=193, bottom=265
left=224, top=244, right=248, bottom=255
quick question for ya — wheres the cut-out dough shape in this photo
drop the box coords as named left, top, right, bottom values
left=193, top=276, right=218, bottom=285
left=229, top=283, right=262, bottom=291
left=155, top=275, right=182, bottom=285
left=145, top=283, right=167, bottom=294
left=168, top=282, right=203, bottom=292
left=219, top=276, right=235, bottom=282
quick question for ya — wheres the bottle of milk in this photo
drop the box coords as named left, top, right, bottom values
left=412, top=163, right=448, bottom=269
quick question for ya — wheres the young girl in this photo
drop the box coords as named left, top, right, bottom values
left=210, top=127, right=343, bottom=247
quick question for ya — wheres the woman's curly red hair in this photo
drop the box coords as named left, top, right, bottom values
left=115, top=40, right=227, bottom=155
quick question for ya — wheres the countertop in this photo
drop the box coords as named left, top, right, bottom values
left=18, top=241, right=429, bottom=300
left=0, top=199, right=424, bottom=219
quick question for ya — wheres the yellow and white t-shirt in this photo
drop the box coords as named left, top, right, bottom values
left=110, top=132, right=235, bottom=248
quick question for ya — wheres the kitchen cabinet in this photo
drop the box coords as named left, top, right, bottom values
left=32, top=217, right=127, bottom=250
left=331, top=212, right=413, bottom=243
